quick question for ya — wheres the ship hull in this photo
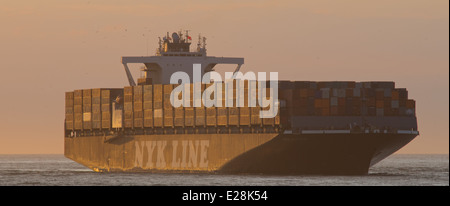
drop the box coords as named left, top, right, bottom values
left=64, top=132, right=417, bottom=175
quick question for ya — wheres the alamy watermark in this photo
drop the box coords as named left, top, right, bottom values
left=169, top=64, right=279, bottom=118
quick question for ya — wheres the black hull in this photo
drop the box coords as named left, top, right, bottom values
left=219, top=133, right=417, bottom=175
left=65, top=132, right=417, bottom=175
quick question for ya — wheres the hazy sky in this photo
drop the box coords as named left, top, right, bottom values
left=0, top=0, right=448, bottom=154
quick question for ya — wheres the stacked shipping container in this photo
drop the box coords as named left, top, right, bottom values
left=82, top=89, right=92, bottom=130
left=124, top=86, right=133, bottom=128
left=134, top=86, right=144, bottom=128
left=143, top=85, right=153, bottom=128
left=101, top=90, right=111, bottom=129
left=66, top=81, right=415, bottom=134
left=74, top=90, right=83, bottom=130
left=65, top=92, right=74, bottom=130
left=92, top=89, right=101, bottom=129
left=153, top=84, right=163, bottom=127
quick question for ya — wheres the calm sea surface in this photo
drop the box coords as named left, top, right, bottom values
left=0, top=154, right=447, bottom=186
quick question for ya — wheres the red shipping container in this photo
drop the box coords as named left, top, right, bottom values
left=347, top=81, right=356, bottom=88
left=352, top=98, right=362, bottom=107
left=352, top=106, right=361, bottom=116
left=384, top=108, right=393, bottom=116
left=406, top=100, right=415, bottom=108
left=384, top=98, right=392, bottom=108
left=298, top=89, right=308, bottom=98
left=338, top=106, right=346, bottom=116
left=330, top=106, right=338, bottom=116
left=345, top=88, right=353, bottom=97
left=322, top=99, right=330, bottom=108
left=317, top=82, right=326, bottom=89
left=376, top=91, right=384, bottom=100
left=338, top=98, right=345, bottom=106
left=391, top=90, right=399, bottom=100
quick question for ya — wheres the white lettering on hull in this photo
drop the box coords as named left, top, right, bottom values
left=134, top=140, right=210, bottom=169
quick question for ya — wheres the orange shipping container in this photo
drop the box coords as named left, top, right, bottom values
left=314, top=99, right=322, bottom=108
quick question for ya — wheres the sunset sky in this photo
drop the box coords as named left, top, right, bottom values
left=0, top=0, right=448, bottom=154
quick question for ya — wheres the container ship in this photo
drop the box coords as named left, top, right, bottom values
left=64, top=31, right=419, bottom=175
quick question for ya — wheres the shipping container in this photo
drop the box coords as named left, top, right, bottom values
left=184, top=108, right=195, bottom=127
left=163, top=84, right=174, bottom=109
left=206, top=107, right=216, bottom=126
left=195, top=107, right=206, bottom=126
left=124, top=86, right=133, bottom=95
left=250, top=106, right=261, bottom=125
left=228, top=107, right=239, bottom=125
left=217, top=107, right=227, bottom=126
left=153, top=84, right=163, bottom=101
left=320, top=88, right=330, bottom=99
left=376, top=100, right=384, bottom=108
left=92, top=112, right=102, bottom=129
left=398, top=89, right=408, bottom=99
left=406, top=100, right=415, bottom=109
left=154, top=109, right=163, bottom=127
left=92, top=88, right=101, bottom=97
left=102, top=111, right=111, bottom=129
left=134, top=85, right=143, bottom=101
left=391, top=90, right=399, bottom=100
left=137, top=77, right=152, bottom=85
left=164, top=109, right=173, bottom=127
left=239, top=107, right=250, bottom=126
left=370, top=81, right=395, bottom=89
left=143, top=85, right=153, bottom=98
left=174, top=107, right=184, bottom=127
left=144, top=109, right=153, bottom=128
